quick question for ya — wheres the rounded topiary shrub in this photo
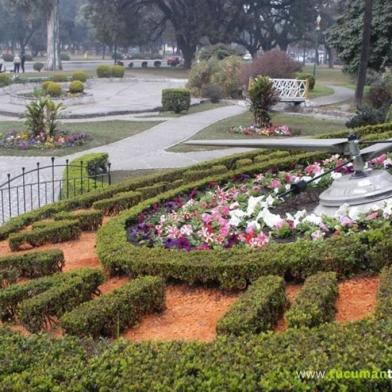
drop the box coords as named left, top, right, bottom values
left=52, top=73, right=68, bottom=83
left=45, top=82, right=62, bottom=97
left=296, top=72, right=316, bottom=91
left=154, top=60, right=162, bottom=68
left=72, top=71, right=88, bottom=83
left=96, top=65, right=111, bottom=78
left=162, top=88, right=191, bottom=113
left=201, top=83, right=224, bottom=103
left=41, top=81, right=51, bottom=92
left=111, top=65, right=125, bottom=78
left=0, top=74, right=11, bottom=87
left=69, top=81, right=84, bottom=94
left=33, top=62, right=44, bottom=72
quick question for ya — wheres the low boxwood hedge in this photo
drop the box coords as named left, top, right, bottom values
left=217, top=275, right=286, bottom=335
left=162, top=88, right=191, bottom=113
left=54, top=210, right=103, bottom=231
left=93, top=191, right=142, bottom=216
left=9, top=220, right=81, bottom=251
left=375, top=265, right=392, bottom=320
left=17, top=269, right=104, bottom=332
left=61, top=276, right=165, bottom=338
left=286, top=272, right=338, bottom=328
left=0, top=249, right=64, bottom=287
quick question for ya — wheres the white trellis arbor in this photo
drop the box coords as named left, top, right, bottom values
left=272, top=79, right=309, bottom=103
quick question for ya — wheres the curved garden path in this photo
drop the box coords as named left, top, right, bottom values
left=311, top=84, right=353, bottom=107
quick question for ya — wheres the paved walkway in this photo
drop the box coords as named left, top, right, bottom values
left=311, top=85, right=354, bottom=107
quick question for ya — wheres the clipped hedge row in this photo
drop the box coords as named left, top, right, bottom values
left=286, top=272, right=338, bottom=328
left=54, top=210, right=103, bottom=231
left=0, top=249, right=64, bottom=288
left=375, top=265, right=392, bottom=320
left=17, top=269, right=104, bottom=332
left=216, top=275, right=286, bottom=335
left=61, top=276, right=165, bottom=338
left=93, top=191, right=142, bottom=216
left=9, top=220, right=81, bottom=251
left=2, top=320, right=392, bottom=390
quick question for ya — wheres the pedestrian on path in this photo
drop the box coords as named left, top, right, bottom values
left=21, top=54, right=26, bottom=73
left=13, top=54, right=21, bottom=73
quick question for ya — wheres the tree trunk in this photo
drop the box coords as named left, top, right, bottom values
left=355, top=0, right=373, bottom=105
left=46, top=0, right=62, bottom=71
left=177, top=37, right=196, bottom=69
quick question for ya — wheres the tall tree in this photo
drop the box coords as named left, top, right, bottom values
left=46, top=0, right=62, bottom=70
left=355, top=0, right=373, bottom=105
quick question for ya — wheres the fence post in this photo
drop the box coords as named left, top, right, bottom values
left=66, top=159, right=69, bottom=198
left=108, top=162, right=112, bottom=186
left=80, top=161, right=84, bottom=194
left=7, top=173, right=11, bottom=218
left=22, top=167, right=26, bottom=213
left=37, top=162, right=41, bottom=208
left=51, top=157, right=55, bottom=203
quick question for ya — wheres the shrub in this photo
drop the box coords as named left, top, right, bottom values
left=367, top=83, right=392, bottom=110
left=96, top=65, right=111, bottom=78
left=33, top=62, right=44, bottom=72
left=45, top=81, right=62, bottom=97
left=0, top=73, right=11, bottom=87
left=72, top=71, right=88, bottom=83
left=69, top=80, right=84, bottom=94
left=0, top=249, right=64, bottom=288
left=60, top=53, right=71, bottom=61
left=199, top=43, right=241, bottom=61
left=387, top=105, right=392, bottom=123
left=51, top=73, right=68, bottom=83
left=141, top=61, right=148, bottom=68
left=217, top=276, right=285, bottom=336
left=17, top=269, right=104, bottom=332
left=128, top=62, right=134, bottom=68
left=111, top=65, right=125, bottom=78
left=154, top=60, right=162, bottom=68
left=286, top=272, right=338, bottom=328
left=162, top=88, right=191, bottom=113
left=62, top=153, right=109, bottom=199
left=41, top=81, right=51, bottom=92
left=54, top=210, right=103, bottom=232
left=241, top=49, right=302, bottom=85
left=61, top=276, right=165, bottom=338
left=248, top=75, right=279, bottom=127
left=2, top=53, right=13, bottom=62
left=200, top=83, right=224, bottom=103
left=296, top=72, right=316, bottom=90
left=8, top=220, right=81, bottom=251
left=346, top=106, right=386, bottom=128
left=375, top=265, right=392, bottom=320
left=187, top=59, right=219, bottom=96
left=93, top=191, right=142, bottom=216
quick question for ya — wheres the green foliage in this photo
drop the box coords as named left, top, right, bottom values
left=93, top=191, right=142, bottom=216
left=60, top=53, right=71, bottom=61
left=71, top=71, right=88, bottom=83
left=217, top=275, right=285, bottom=336
left=248, top=75, right=279, bottom=127
left=387, top=105, right=392, bottom=123
left=17, top=269, right=104, bottom=332
left=111, top=65, right=125, bottom=78
left=51, top=73, right=68, bottom=83
left=0, top=249, right=64, bottom=289
left=61, top=276, right=165, bottom=338
left=187, top=59, right=219, bottom=96
left=162, top=88, right=191, bottom=113
left=54, top=210, right=103, bottom=232
left=96, top=65, right=111, bottom=78
left=296, top=72, right=316, bottom=90
left=62, top=152, right=109, bottom=199
left=69, top=80, right=84, bottom=94
left=33, top=62, right=44, bottom=72
left=375, top=266, right=392, bottom=320
left=346, top=106, right=386, bottom=128
left=286, top=272, right=338, bottom=328
left=8, top=220, right=81, bottom=251
left=199, top=44, right=243, bottom=61
left=200, top=83, right=224, bottom=103
left=0, top=73, right=11, bottom=87
left=45, top=81, right=62, bottom=97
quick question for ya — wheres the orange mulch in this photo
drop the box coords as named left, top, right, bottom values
left=275, top=284, right=302, bottom=332
left=123, top=284, right=240, bottom=343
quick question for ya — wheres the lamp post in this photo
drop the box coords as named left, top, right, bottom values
left=312, top=14, right=322, bottom=78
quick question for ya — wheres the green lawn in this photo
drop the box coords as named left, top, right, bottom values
left=303, top=65, right=353, bottom=87
left=168, top=111, right=347, bottom=153
left=0, top=120, right=160, bottom=157
left=308, top=84, right=334, bottom=99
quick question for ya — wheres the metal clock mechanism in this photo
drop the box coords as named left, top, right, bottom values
left=186, top=135, right=392, bottom=217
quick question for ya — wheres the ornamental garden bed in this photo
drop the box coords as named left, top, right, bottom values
left=1, top=122, right=392, bottom=389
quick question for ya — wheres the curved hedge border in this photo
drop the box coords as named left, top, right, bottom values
left=286, top=271, right=338, bottom=328
left=216, top=275, right=285, bottom=335
left=61, top=276, right=165, bottom=338
left=53, top=210, right=103, bottom=231
left=375, top=265, right=392, bottom=320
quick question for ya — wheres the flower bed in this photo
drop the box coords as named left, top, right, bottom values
left=230, top=124, right=292, bottom=136
left=127, top=154, right=392, bottom=252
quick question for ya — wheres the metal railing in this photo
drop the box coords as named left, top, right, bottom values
left=0, top=157, right=111, bottom=225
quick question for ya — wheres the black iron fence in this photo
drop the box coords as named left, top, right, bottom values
left=0, top=157, right=111, bottom=225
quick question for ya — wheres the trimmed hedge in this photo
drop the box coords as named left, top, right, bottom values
left=0, top=249, right=64, bottom=287
left=54, top=210, right=103, bottom=231
left=375, top=266, right=392, bottom=320
left=93, top=191, right=142, bottom=216
left=61, top=276, right=165, bottom=338
left=62, top=152, right=109, bottom=199
left=162, top=88, right=191, bottom=113
left=17, top=269, right=104, bottom=332
left=96, top=65, right=111, bottom=78
left=217, top=275, right=286, bottom=335
left=286, top=272, right=338, bottom=328
left=9, top=220, right=81, bottom=251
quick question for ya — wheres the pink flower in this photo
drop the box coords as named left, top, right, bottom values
left=339, top=216, right=354, bottom=227
left=284, top=173, right=295, bottom=184
left=311, top=230, right=325, bottom=240
left=371, top=154, right=386, bottom=166
left=249, top=233, right=269, bottom=248
left=366, top=211, right=379, bottom=221
left=202, top=213, right=213, bottom=224
left=180, top=225, right=193, bottom=236
left=270, top=179, right=281, bottom=189
left=167, top=226, right=181, bottom=239
left=305, top=163, right=322, bottom=176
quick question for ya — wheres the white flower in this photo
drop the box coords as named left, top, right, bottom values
left=335, top=203, right=350, bottom=218
left=331, top=172, right=343, bottom=180
left=246, top=196, right=264, bottom=216
left=256, top=208, right=284, bottom=229
left=229, top=209, right=247, bottom=226
left=180, top=225, right=193, bottom=236
left=348, top=207, right=360, bottom=220
left=303, top=214, right=322, bottom=226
